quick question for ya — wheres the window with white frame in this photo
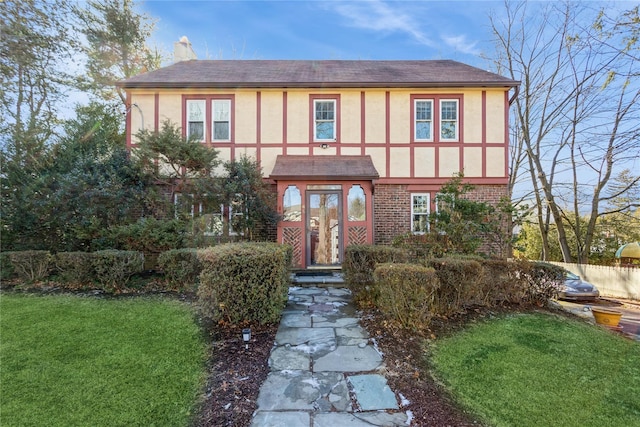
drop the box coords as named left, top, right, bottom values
left=314, top=99, right=336, bottom=141
left=186, top=100, right=205, bottom=142
left=440, top=100, right=458, bottom=141
left=201, top=204, right=224, bottom=236
left=228, top=193, right=245, bottom=236
left=411, top=193, right=430, bottom=234
left=174, top=193, right=195, bottom=218
left=414, top=100, right=433, bottom=141
left=212, top=99, right=231, bottom=141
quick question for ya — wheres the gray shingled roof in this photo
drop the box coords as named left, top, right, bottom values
left=118, top=60, right=519, bottom=89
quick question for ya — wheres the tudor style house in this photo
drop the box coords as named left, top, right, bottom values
left=118, top=59, right=519, bottom=269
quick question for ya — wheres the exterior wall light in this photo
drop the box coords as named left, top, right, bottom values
left=320, top=143, right=329, bottom=149
left=242, top=328, right=251, bottom=349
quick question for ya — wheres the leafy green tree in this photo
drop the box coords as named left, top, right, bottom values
left=75, top=0, right=162, bottom=105
left=133, top=120, right=220, bottom=216
left=220, top=155, right=279, bottom=241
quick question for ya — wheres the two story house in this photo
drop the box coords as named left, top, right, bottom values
left=118, top=60, right=519, bottom=269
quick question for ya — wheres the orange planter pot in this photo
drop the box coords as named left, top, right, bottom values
left=591, top=308, right=623, bottom=327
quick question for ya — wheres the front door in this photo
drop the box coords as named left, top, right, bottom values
left=307, top=191, right=342, bottom=267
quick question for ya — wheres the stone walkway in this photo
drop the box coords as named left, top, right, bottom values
left=250, top=286, right=410, bottom=426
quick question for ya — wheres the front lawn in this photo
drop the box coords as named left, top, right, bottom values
left=0, top=294, right=207, bottom=427
left=430, top=312, right=640, bottom=427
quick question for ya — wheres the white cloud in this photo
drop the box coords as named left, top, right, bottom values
left=332, top=0, right=438, bottom=48
left=441, top=34, right=481, bottom=55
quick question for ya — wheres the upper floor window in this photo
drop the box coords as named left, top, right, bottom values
left=187, top=100, right=205, bottom=142
left=440, top=100, right=458, bottom=141
left=411, top=95, right=461, bottom=143
left=414, top=100, right=433, bottom=141
left=212, top=99, right=231, bottom=141
left=314, top=99, right=336, bottom=141
left=183, top=96, right=234, bottom=143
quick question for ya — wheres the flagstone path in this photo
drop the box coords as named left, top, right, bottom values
left=250, top=286, right=411, bottom=426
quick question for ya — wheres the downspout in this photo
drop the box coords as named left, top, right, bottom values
left=508, top=85, right=520, bottom=106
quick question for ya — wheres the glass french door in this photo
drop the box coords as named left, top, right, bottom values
left=307, top=191, right=342, bottom=266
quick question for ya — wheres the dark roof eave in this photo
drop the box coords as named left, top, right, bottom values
left=117, top=81, right=520, bottom=89
left=270, top=174, right=379, bottom=181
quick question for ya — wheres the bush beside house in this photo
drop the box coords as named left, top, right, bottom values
left=197, top=242, right=292, bottom=325
left=345, top=245, right=564, bottom=332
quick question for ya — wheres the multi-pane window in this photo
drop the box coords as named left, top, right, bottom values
left=229, top=193, right=245, bottom=236
left=314, top=100, right=336, bottom=141
left=440, top=100, right=458, bottom=141
left=411, top=96, right=461, bottom=142
left=414, top=100, right=433, bottom=141
left=202, top=204, right=224, bottom=236
left=411, top=193, right=430, bottom=234
left=186, top=100, right=205, bottom=142
left=184, top=96, right=233, bottom=143
left=212, top=99, right=231, bottom=141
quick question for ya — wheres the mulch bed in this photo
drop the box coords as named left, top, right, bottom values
left=194, top=323, right=279, bottom=427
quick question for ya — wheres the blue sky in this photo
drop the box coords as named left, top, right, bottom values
left=141, top=0, right=503, bottom=68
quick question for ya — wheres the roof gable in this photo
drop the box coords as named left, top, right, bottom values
left=118, top=60, right=519, bottom=89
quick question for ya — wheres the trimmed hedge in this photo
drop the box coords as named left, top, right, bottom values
left=344, top=244, right=407, bottom=287
left=197, top=243, right=292, bottom=325
left=374, top=263, right=440, bottom=331
left=53, top=252, right=95, bottom=285
left=92, top=250, right=145, bottom=290
left=158, top=248, right=202, bottom=291
left=425, top=258, right=484, bottom=315
left=519, top=260, right=564, bottom=305
left=479, top=259, right=525, bottom=305
left=5, top=251, right=51, bottom=282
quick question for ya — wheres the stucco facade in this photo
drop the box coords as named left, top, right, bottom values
left=120, top=60, right=519, bottom=268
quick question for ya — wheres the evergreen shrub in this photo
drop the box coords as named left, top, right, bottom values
left=343, top=245, right=408, bottom=306
left=92, top=250, right=144, bottom=291
left=158, top=248, right=202, bottom=291
left=0, top=252, right=15, bottom=281
left=197, top=242, right=292, bottom=325
left=53, top=252, right=95, bottom=285
left=374, top=263, right=440, bottom=331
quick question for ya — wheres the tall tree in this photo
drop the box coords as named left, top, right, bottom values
left=220, top=155, right=279, bottom=241
left=1, top=0, right=80, bottom=250
left=75, top=0, right=162, bottom=105
left=491, top=1, right=640, bottom=263
left=133, top=120, right=221, bottom=214
left=0, top=0, right=78, bottom=157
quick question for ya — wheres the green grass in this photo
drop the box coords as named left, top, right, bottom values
left=430, top=312, right=640, bottom=427
left=0, top=294, right=208, bottom=427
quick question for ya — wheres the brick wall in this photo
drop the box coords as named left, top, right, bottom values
left=373, top=184, right=411, bottom=245
left=373, top=183, right=510, bottom=249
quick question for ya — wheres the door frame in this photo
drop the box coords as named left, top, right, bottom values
left=305, top=189, right=343, bottom=268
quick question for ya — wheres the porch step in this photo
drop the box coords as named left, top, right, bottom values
left=290, top=271, right=345, bottom=286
